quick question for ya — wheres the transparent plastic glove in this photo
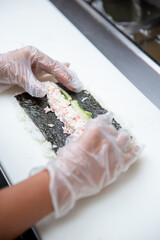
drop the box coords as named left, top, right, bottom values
left=46, top=113, right=142, bottom=218
left=0, top=46, right=83, bottom=97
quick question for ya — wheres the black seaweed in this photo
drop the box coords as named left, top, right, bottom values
left=15, top=87, right=121, bottom=152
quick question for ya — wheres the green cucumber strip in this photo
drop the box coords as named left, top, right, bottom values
left=58, top=84, right=92, bottom=120
left=71, top=100, right=92, bottom=121
left=59, top=88, right=72, bottom=101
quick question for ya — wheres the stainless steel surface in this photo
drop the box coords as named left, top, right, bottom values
left=51, top=0, right=160, bottom=109
left=85, top=0, right=160, bottom=65
left=80, top=0, right=160, bottom=74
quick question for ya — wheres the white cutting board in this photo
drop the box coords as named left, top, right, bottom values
left=0, top=1, right=160, bottom=240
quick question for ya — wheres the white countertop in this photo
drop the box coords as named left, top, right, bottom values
left=0, top=0, right=160, bottom=239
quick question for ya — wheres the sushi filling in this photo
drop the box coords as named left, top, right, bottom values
left=44, top=82, right=88, bottom=136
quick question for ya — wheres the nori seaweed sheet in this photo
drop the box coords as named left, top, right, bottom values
left=15, top=86, right=121, bottom=153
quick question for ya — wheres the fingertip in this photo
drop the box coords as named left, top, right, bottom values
left=96, top=112, right=113, bottom=125
left=105, top=112, right=114, bottom=123
left=36, top=89, right=47, bottom=98
left=70, top=81, right=84, bottom=92
left=124, top=143, right=144, bottom=170
left=28, top=81, right=47, bottom=98
left=54, top=61, right=84, bottom=92
left=131, top=144, right=144, bottom=156
left=64, top=68, right=84, bottom=92
left=36, top=83, right=47, bottom=98
left=63, top=62, right=70, bottom=68
left=116, top=129, right=131, bottom=151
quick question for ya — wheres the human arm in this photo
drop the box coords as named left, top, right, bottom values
left=0, top=113, right=142, bottom=239
left=0, top=46, right=83, bottom=97
left=0, top=170, right=53, bottom=240
left=47, top=113, right=142, bottom=218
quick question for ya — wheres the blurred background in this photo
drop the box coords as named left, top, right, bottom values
left=84, top=0, right=160, bottom=65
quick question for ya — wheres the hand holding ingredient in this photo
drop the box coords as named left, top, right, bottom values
left=0, top=46, right=83, bottom=97
left=46, top=112, right=142, bottom=218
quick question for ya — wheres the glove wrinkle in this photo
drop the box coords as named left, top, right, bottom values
left=0, top=46, right=83, bottom=96
left=44, top=113, right=142, bottom=218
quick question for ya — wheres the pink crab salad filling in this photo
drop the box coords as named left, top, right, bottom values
left=44, top=82, right=87, bottom=136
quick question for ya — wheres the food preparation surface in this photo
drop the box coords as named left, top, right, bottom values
left=15, top=88, right=108, bottom=152
left=0, top=0, right=160, bottom=240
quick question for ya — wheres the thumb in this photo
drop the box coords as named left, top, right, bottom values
left=24, top=72, right=47, bottom=98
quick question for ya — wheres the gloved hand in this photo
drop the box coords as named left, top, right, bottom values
left=46, top=113, right=142, bottom=218
left=0, top=46, right=83, bottom=97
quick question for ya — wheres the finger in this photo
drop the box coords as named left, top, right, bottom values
left=50, top=61, right=83, bottom=93
left=116, top=129, right=131, bottom=151
left=33, top=67, right=58, bottom=83
left=96, top=112, right=118, bottom=137
left=96, top=112, right=113, bottom=125
left=87, top=112, right=113, bottom=130
left=22, top=70, right=47, bottom=98
left=78, top=125, right=101, bottom=151
left=84, top=113, right=117, bottom=141
left=30, top=48, right=83, bottom=92
left=33, top=60, right=70, bottom=80
left=123, top=144, right=143, bottom=171
left=63, top=62, right=70, bottom=68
